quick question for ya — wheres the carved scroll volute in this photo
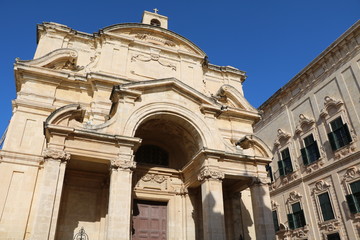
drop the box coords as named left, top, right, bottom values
left=43, top=148, right=70, bottom=163
left=197, top=167, right=225, bottom=182
left=320, top=96, right=343, bottom=118
left=295, top=114, right=315, bottom=134
left=110, top=158, right=136, bottom=171
left=274, top=129, right=291, bottom=147
left=286, top=191, right=302, bottom=204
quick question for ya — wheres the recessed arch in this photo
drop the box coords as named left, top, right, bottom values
left=123, top=102, right=221, bottom=150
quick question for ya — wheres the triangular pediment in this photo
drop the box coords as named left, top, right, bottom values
left=100, top=23, right=206, bottom=57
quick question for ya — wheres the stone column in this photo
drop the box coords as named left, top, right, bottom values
left=31, top=148, right=70, bottom=240
left=198, top=168, right=226, bottom=240
left=250, top=177, right=275, bottom=240
left=106, top=157, right=136, bottom=240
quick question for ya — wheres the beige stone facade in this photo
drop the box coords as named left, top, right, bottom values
left=0, top=11, right=275, bottom=240
left=254, top=21, right=360, bottom=239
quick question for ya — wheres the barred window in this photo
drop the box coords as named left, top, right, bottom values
left=135, top=145, right=169, bottom=167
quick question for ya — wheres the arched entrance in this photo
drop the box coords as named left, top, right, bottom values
left=131, top=114, right=203, bottom=240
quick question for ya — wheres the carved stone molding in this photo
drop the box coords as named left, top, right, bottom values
left=250, top=176, right=270, bottom=186
left=43, top=148, right=70, bottom=162
left=334, top=143, right=357, bottom=160
left=134, top=33, right=176, bottom=48
left=198, top=168, right=225, bottom=182
left=320, top=96, right=344, bottom=118
left=174, top=186, right=189, bottom=196
left=141, top=173, right=166, bottom=184
left=305, top=158, right=325, bottom=174
left=287, top=191, right=302, bottom=204
left=289, top=225, right=309, bottom=239
left=343, top=166, right=360, bottom=182
left=312, top=180, right=331, bottom=194
left=281, top=172, right=298, bottom=185
left=131, top=51, right=176, bottom=70
left=295, top=114, right=315, bottom=134
left=110, top=158, right=136, bottom=171
left=274, top=129, right=291, bottom=147
left=271, top=200, right=279, bottom=210
left=318, top=219, right=340, bottom=232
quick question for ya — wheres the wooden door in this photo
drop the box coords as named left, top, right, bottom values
left=132, top=200, right=167, bottom=240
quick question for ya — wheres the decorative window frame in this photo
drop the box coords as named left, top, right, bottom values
left=322, top=231, right=343, bottom=240
left=311, top=180, right=340, bottom=233
left=320, top=96, right=357, bottom=160
left=285, top=191, right=309, bottom=238
left=273, top=129, right=298, bottom=184
left=295, top=114, right=325, bottom=173
left=342, top=166, right=360, bottom=220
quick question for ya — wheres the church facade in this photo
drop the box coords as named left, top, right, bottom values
left=254, top=21, right=360, bottom=240
left=0, top=11, right=274, bottom=240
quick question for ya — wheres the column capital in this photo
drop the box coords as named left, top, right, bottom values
left=198, top=167, right=224, bottom=182
left=43, top=148, right=70, bottom=163
left=110, top=158, right=136, bottom=171
left=250, top=176, right=270, bottom=187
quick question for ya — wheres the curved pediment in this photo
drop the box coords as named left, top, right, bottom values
left=16, top=48, right=83, bottom=71
left=215, top=84, right=257, bottom=112
left=236, top=135, right=273, bottom=159
left=99, top=23, right=206, bottom=57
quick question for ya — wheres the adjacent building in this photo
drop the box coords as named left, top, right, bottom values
left=254, top=20, right=360, bottom=240
left=0, top=11, right=275, bottom=240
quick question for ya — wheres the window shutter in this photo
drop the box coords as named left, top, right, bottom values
left=300, top=147, right=309, bottom=165
left=343, top=123, right=352, bottom=144
left=287, top=213, right=295, bottom=230
left=278, top=160, right=285, bottom=176
left=328, top=132, right=338, bottom=151
left=299, top=209, right=306, bottom=227
left=346, top=194, right=359, bottom=214
left=313, top=141, right=320, bottom=160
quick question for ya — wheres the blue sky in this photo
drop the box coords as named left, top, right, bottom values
left=0, top=0, right=359, bottom=136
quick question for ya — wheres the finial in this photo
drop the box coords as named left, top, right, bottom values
left=153, top=8, right=159, bottom=14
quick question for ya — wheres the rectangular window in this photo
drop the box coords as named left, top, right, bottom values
left=272, top=210, right=279, bottom=232
left=318, top=192, right=335, bottom=221
left=287, top=202, right=306, bottom=229
left=328, top=117, right=352, bottom=151
left=327, top=232, right=340, bottom=240
left=278, top=148, right=293, bottom=176
left=346, top=180, right=360, bottom=214
left=301, top=134, right=320, bottom=165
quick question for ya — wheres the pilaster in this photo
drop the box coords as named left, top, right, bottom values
left=106, top=156, right=136, bottom=240
left=198, top=168, right=226, bottom=240
left=31, top=148, right=70, bottom=240
left=249, top=177, right=275, bottom=240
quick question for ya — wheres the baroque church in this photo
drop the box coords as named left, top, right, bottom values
left=0, top=10, right=275, bottom=240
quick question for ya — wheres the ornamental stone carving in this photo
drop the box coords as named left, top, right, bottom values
left=110, top=158, right=136, bottom=170
left=312, top=180, right=331, bottom=194
left=141, top=173, right=166, bottom=184
left=334, top=143, right=357, bottom=160
left=318, top=219, right=340, bottom=232
left=43, top=148, right=70, bottom=162
left=343, top=166, right=360, bottom=182
left=295, top=114, right=315, bottom=134
left=287, top=191, right=302, bottom=204
left=320, top=96, right=344, bottom=118
left=274, top=129, right=291, bottom=147
left=198, top=168, right=225, bottom=182
left=271, top=200, right=279, bottom=210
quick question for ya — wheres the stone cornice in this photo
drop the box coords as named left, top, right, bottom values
left=258, top=20, right=360, bottom=115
